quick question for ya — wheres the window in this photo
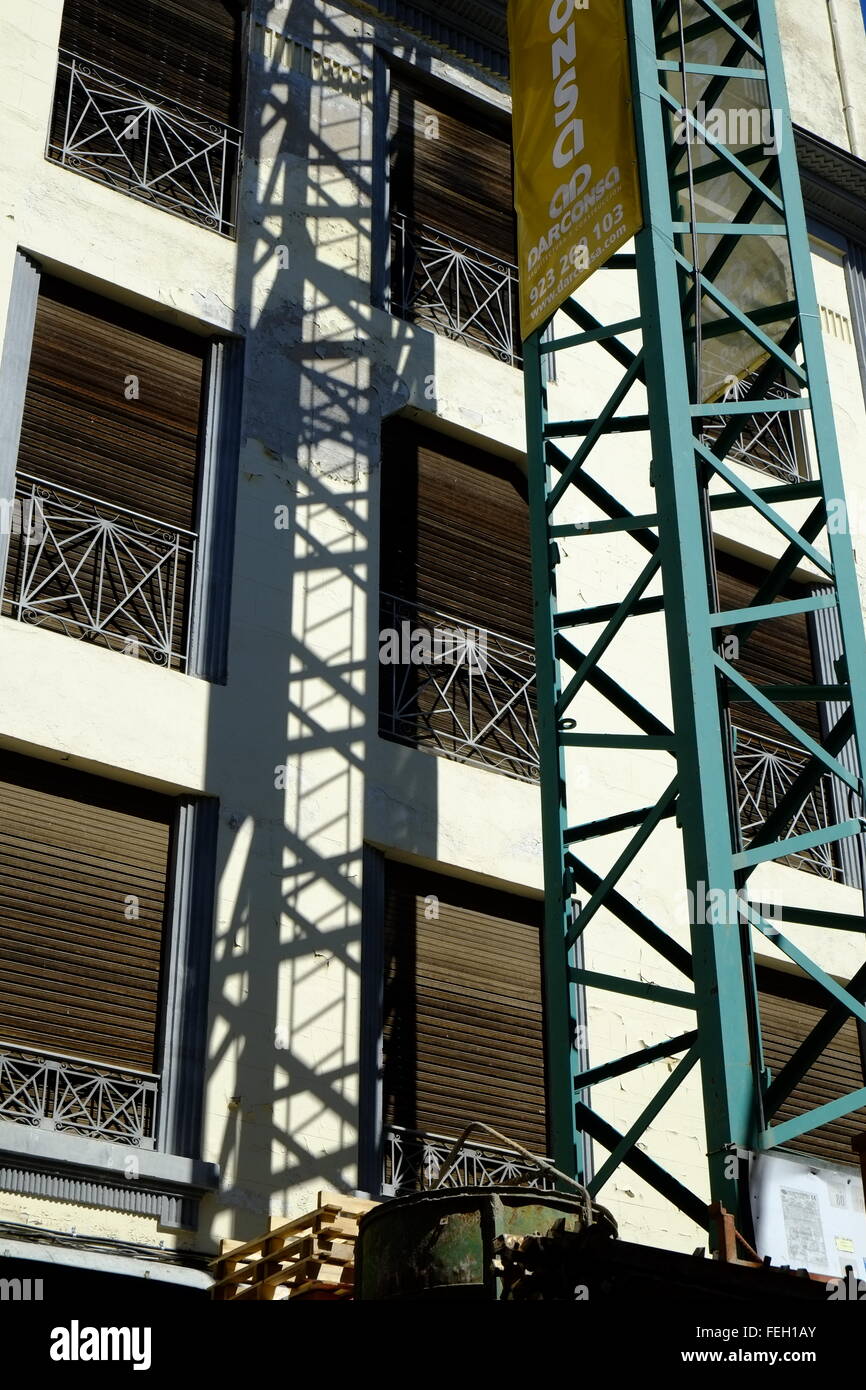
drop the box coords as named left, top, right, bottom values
left=6, top=277, right=204, bottom=670
left=758, top=965, right=866, bottom=1167
left=715, top=550, right=841, bottom=880
left=0, top=752, right=173, bottom=1148
left=380, top=861, right=547, bottom=1194
left=378, top=418, right=537, bottom=780
left=0, top=752, right=217, bottom=1178
left=0, top=257, right=241, bottom=680
left=701, top=366, right=809, bottom=484
left=47, top=0, right=244, bottom=234
left=387, top=67, right=520, bottom=365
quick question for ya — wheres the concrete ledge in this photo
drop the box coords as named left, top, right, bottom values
left=0, top=1233, right=211, bottom=1289
left=0, top=1121, right=219, bottom=1229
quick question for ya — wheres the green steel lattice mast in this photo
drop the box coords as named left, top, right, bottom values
left=525, top=0, right=866, bottom=1239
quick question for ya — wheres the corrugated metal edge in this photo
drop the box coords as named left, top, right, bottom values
left=347, top=0, right=509, bottom=78
left=796, top=124, right=866, bottom=243
left=0, top=1165, right=198, bottom=1230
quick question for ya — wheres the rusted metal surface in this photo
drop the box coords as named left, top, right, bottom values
left=354, top=1186, right=600, bottom=1300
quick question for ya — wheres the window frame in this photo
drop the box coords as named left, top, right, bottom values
left=46, top=0, right=249, bottom=238
left=0, top=759, right=219, bottom=1226
left=359, top=849, right=563, bottom=1197
left=379, top=54, right=521, bottom=367
left=0, top=254, right=241, bottom=682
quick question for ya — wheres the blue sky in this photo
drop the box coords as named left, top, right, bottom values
left=862, top=0, right=866, bottom=26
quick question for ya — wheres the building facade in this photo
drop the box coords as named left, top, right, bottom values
left=0, top=0, right=866, bottom=1289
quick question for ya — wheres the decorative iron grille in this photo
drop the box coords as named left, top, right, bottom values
left=47, top=50, right=241, bottom=235
left=391, top=210, right=521, bottom=366
left=378, top=592, right=539, bottom=781
left=733, top=726, right=841, bottom=879
left=4, top=473, right=197, bottom=669
left=0, top=1040, right=158, bottom=1147
left=382, top=1125, right=554, bottom=1196
left=701, top=368, right=809, bottom=483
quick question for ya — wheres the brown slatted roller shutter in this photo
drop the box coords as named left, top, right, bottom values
left=18, top=277, right=204, bottom=530
left=383, top=862, right=547, bottom=1151
left=715, top=549, right=822, bottom=744
left=58, top=0, right=243, bottom=125
left=758, top=967, right=866, bottom=1167
left=381, top=418, right=533, bottom=643
left=389, top=66, right=516, bottom=261
left=8, top=278, right=204, bottom=662
left=0, top=751, right=173, bottom=1071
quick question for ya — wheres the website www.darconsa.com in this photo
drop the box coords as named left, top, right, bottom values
left=531, top=220, right=631, bottom=319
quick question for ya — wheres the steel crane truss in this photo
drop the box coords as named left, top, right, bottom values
left=524, top=0, right=866, bottom=1237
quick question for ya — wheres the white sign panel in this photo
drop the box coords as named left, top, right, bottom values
left=751, top=1150, right=866, bottom=1280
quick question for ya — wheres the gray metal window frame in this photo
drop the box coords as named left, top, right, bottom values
left=806, top=219, right=866, bottom=890
left=157, top=796, right=219, bottom=1164
left=811, top=595, right=865, bottom=890
left=358, top=845, right=386, bottom=1196
left=845, top=237, right=866, bottom=415
left=0, top=251, right=39, bottom=593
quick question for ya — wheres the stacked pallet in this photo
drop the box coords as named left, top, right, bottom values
left=211, top=1191, right=377, bottom=1300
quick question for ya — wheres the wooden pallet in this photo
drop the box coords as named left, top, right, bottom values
left=210, top=1191, right=376, bottom=1301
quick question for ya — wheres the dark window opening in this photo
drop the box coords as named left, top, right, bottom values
left=378, top=418, right=537, bottom=780
left=714, top=549, right=841, bottom=880
left=47, top=0, right=244, bottom=234
left=7, top=276, right=206, bottom=669
left=0, top=750, right=175, bottom=1148
left=388, top=66, right=520, bottom=365
left=757, top=964, right=866, bottom=1167
left=381, top=860, right=548, bottom=1193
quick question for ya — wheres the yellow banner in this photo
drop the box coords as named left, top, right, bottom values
left=508, top=0, right=643, bottom=338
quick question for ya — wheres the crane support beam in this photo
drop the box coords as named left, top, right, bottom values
left=523, top=0, right=866, bottom=1237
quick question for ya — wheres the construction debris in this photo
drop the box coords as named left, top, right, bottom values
left=211, top=1191, right=377, bottom=1300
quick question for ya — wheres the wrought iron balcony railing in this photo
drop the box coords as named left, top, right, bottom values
left=47, top=49, right=241, bottom=235
left=390, top=210, right=522, bottom=367
left=701, top=369, right=809, bottom=484
left=0, top=1039, right=158, bottom=1148
left=382, top=1125, right=554, bottom=1197
left=4, top=473, right=197, bottom=670
left=378, top=592, right=539, bottom=781
left=733, top=726, right=842, bottom=880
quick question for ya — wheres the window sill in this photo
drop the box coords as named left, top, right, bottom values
left=0, top=1120, right=219, bottom=1229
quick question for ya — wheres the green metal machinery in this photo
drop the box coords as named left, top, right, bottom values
left=524, top=0, right=866, bottom=1242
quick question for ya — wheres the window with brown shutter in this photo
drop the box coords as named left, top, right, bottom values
left=378, top=418, right=538, bottom=780
left=48, top=1, right=244, bottom=233
left=714, top=549, right=839, bottom=879
left=388, top=66, right=521, bottom=365
left=382, top=861, right=547, bottom=1181
left=0, top=751, right=174, bottom=1147
left=757, top=965, right=866, bottom=1167
left=5, top=276, right=204, bottom=669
